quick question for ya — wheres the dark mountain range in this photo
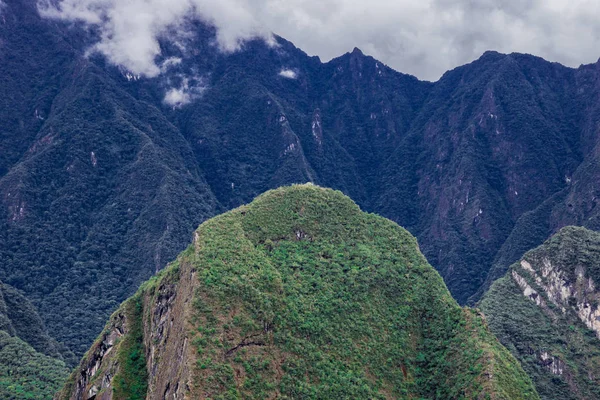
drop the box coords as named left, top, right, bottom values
left=58, top=185, right=538, bottom=400
left=1, top=0, right=600, bottom=366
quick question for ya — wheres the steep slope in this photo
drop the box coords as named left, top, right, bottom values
left=57, top=185, right=538, bottom=400
left=474, top=59, right=600, bottom=302
left=177, top=41, right=430, bottom=209
left=0, top=0, right=219, bottom=356
left=0, top=0, right=77, bottom=178
left=479, top=226, right=600, bottom=399
left=378, top=51, right=582, bottom=304
left=0, top=60, right=219, bottom=355
left=550, top=60, right=600, bottom=232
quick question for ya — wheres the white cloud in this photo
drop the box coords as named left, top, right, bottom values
left=163, top=76, right=205, bottom=107
left=39, top=0, right=600, bottom=81
left=38, top=0, right=273, bottom=78
left=258, top=0, right=600, bottom=80
left=164, top=86, right=190, bottom=107
left=160, top=57, right=183, bottom=73
left=279, top=69, right=298, bottom=79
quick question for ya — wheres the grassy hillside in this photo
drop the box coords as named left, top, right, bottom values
left=59, top=185, right=538, bottom=399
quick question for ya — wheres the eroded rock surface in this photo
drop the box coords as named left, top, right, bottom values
left=480, top=226, right=600, bottom=400
left=57, top=313, right=126, bottom=400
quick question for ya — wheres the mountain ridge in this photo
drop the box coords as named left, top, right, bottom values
left=2, top=0, right=600, bottom=360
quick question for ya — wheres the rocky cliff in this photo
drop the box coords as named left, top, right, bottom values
left=57, top=185, right=538, bottom=399
left=480, top=226, right=600, bottom=399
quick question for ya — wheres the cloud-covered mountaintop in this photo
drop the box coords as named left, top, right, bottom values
left=41, top=0, right=600, bottom=81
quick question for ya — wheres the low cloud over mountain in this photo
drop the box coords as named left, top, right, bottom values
left=40, top=0, right=600, bottom=81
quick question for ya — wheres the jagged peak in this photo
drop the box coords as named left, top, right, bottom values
left=479, top=50, right=506, bottom=59
left=351, top=47, right=364, bottom=56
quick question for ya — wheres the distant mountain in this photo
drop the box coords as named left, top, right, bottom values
left=480, top=227, right=600, bottom=399
left=2, top=0, right=600, bottom=360
left=57, top=185, right=538, bottom=400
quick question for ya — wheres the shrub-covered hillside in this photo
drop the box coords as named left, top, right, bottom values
left=480, top=227, right=600, bottom=399
left=58, top=185, right=538, bottom=400
left=0, top=282, right=71, bottom=399
left=0, top=331, right=68, bottom=400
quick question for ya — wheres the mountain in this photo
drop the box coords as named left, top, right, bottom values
left=0, top=0, right=220, bottom=356
left=56, top=185, right=538, bottom=400
left=479, top=226, right=600, bottom=399
left=2, top=0, right=600, bottom=360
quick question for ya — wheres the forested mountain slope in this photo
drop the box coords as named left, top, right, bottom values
left=57, top=185, right=538, bottom=400
left=1, top=0, right=600, bottom=359
left=0, top=282, right=70, bottom=399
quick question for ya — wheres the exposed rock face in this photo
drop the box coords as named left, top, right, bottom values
left=540, top=351, right=565, bottom=376
left=57, top=261, right=197, bottom=400
left=57, top=313, right=126, bottom=400
left=58, top=186, right=539, bottom=400
left=512, top=241, right=600, bottom=338
left=480, top=226, right=600, bottom=400
left=512, top=270, right=546, bottom=308
left=144, top=265, right=196, bottom=400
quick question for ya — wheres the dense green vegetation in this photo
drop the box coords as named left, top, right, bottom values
left=480, top=227, right=600, bottom=399
left=63, top=185, right=539, bottom=399
left=3, top=2, right=600, bottom=390
left=0, top=282, right=59, bottom=356
left=112, top=298, right=148, bottom=400
left=0, top=331, right=69, bottom=399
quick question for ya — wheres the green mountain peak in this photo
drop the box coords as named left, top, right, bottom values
left=58, top=185, right=538, bottom=399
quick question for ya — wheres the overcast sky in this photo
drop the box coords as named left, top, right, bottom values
left=40, top=0, right=600, bottom=81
